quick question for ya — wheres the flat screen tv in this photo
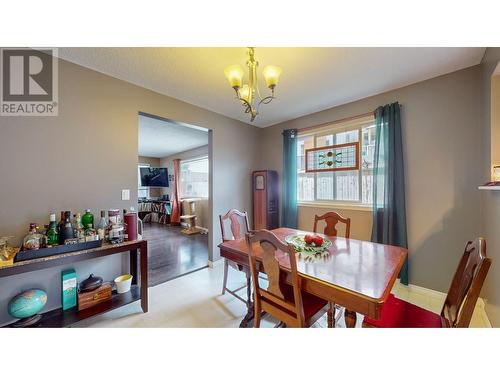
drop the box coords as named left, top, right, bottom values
left=140, top=167, right=169, bottom=187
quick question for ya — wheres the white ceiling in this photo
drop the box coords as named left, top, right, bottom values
left=59, top=48, right=485, bottom=127
left=138, top=114, right=208, bottom=158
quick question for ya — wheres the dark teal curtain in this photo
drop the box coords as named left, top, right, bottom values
left=282, top=129, right=298, bottom=228
left=371, top=102, right=409, bottom=285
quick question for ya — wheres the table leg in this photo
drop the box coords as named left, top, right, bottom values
left=130, top=249, right=138, bottom=285
left=239, top=274, right=254, bottom=328
left=345, top=309, right=357, bottom=328
left=139, top=242, right=148, bottom=313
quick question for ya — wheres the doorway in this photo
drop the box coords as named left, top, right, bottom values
left=137, top=112, right=210, bottom=286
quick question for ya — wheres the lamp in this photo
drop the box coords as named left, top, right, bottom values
left=224, top=47, right=282, bottom=122
left=224, top=65, right=244, bottom=89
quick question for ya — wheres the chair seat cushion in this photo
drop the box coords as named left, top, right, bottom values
left=363, top=294, right=445, bottom=328
left=281, top=284, right=329, bottom=324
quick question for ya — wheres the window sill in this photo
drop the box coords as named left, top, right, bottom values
left=297, top=201, right=373, bottom=212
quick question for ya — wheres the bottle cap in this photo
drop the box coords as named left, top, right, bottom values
left=86, top=209, right=91, bottom=213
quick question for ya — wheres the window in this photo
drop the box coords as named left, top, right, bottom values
left=297, top=116, right=376, bottom=206
left=138, top=163, right=150, bottom=199
left=180, top=156, right=209, bottom=198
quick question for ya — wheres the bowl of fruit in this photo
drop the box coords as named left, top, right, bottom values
left=284, top=233, right=331, bottom=255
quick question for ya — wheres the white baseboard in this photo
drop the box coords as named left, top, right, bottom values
left=208, top=258, right=223, bottom=268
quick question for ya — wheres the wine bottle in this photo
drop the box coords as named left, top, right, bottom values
left=123, top=209, right=128, bottom=241
left=57, top=210, right=65, bottom=235
left=46, top=213, right=59, bottom=246
left=59, top=211, right=74, bottom=245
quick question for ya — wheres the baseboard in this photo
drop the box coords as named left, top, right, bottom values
left=396, top=280, right=492, bottom=327
left=208, top=258, right=223, bottom=268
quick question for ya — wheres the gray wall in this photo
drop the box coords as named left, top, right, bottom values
left=479, top=47, right=500, bottom=326
left=258, top=65, right=484, bottom=293
left=0, top=57, right=259, bottom=325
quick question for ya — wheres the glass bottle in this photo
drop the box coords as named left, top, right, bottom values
left=57, top=210, right=65, bottom=235
left=82, top=209, right=94, bottom=231
left=122, top=209, right=128, bottom=241
left=59, top=211, right=74, bottom=245
left=23, top=223, right=46, bottom=250
left=97, top=210, right=108, bottom=241
left=73, top=213, right=85, bottom=242
left=46, top=213, right=59, bottom=246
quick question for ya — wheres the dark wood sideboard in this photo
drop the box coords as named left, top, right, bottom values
left=0, top=240, right=148, bottom=328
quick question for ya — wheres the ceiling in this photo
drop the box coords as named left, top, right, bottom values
left=59, top=48, right=486, bottom=127
left=138, top=114, right=208, bottom=158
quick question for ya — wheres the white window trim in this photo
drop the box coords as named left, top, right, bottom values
left=298, top=201, right=372, bottom=212
left=297, top=114, right=375, bottom=208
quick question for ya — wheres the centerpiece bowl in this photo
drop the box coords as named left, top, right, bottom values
left=284, top=233, right=331, bottom=255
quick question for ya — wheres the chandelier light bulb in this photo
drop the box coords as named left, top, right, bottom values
left=224, top=65, right=244, bottom=89
left=262, top=65, right=282, bottom=89
left=239, top=84, right=250, bottom=102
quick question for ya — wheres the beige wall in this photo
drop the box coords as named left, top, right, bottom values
left=138, top=156, right=162, bottom=197
left=479, top=47, right=500, bottom=327
left=298, top=205, right=372, bottom=241
left=0, top=57, right=259, bottom=325
left=160, top=145, right=210, bottom=228
left=258, top=65, right=484, bottom=293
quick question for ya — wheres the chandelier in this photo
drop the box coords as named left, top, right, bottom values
left=224, top=47, right=282, bottom=122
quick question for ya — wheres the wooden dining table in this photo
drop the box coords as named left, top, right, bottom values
left=218, top=227, right=408, bottom=328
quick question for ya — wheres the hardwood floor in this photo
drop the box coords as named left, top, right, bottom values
left=142, top=223, right=208, bottom=286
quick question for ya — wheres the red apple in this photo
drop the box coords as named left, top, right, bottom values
left=304, top=234, right=313, bottom=244
left=312, top=235, right=324, bottom=247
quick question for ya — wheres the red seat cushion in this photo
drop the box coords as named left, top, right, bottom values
left=363, top=294, right=446, bottom=328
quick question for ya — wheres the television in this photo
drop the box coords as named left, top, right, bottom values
left=140, top=167, right=169, bottom=187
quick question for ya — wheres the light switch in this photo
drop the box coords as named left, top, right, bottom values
left=121, top=189, right=130, bottom=201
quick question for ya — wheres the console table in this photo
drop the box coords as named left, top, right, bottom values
left=0, top=240, right=148, bottom=328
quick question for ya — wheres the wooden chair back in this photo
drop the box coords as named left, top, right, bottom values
left=219, top=209, right=250, bottom=242
left=441, top=237, right=491, bottom=327
left=246, top=229, right=306, bottom=327
left=313, top=211, right=351, bottom=238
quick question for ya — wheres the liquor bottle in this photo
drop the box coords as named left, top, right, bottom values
left=82, top=209, right=94, bottom=230
left=122, top=209, right=128, bottom=241
left=73, top=213, right=85, bottom=242
left=57, top=210, right=65, bottom=234
left=46, top=213, right=59, bottom=246
left=59, top=211, right=74, bottom=245
left=23, top=223, right=47, bottom=250
left=97, top=210, right=108, bottom=241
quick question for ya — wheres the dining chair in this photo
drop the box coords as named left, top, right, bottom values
left=313, top=211, right=351, bottom=327
left=363, top=237, right=491, bottom=328
left=219, top=209, right=252, bottom=307
left=246, top=229, right=330, bottom=328
left=313, top=211, right=351, bottom=237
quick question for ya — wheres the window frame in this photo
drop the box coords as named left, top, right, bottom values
left=297, top=116, right=375, bottom=210
left=180, top=155, right=209, bottom=199
left=138, top=163, right=150, bottom=199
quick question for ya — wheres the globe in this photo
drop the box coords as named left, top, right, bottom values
left=8, top=289, right=47, bottom=319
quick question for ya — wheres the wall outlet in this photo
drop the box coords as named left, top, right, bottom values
left=121, top=189, right=130, bottom=201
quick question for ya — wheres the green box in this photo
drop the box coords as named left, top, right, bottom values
left=61, top=268, right=77, bottom=310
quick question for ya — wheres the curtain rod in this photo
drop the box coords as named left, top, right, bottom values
left=296, top=104, right=402, bottom=134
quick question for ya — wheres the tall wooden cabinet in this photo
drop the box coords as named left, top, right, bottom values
left=252, top=170, right=279, bottom=230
